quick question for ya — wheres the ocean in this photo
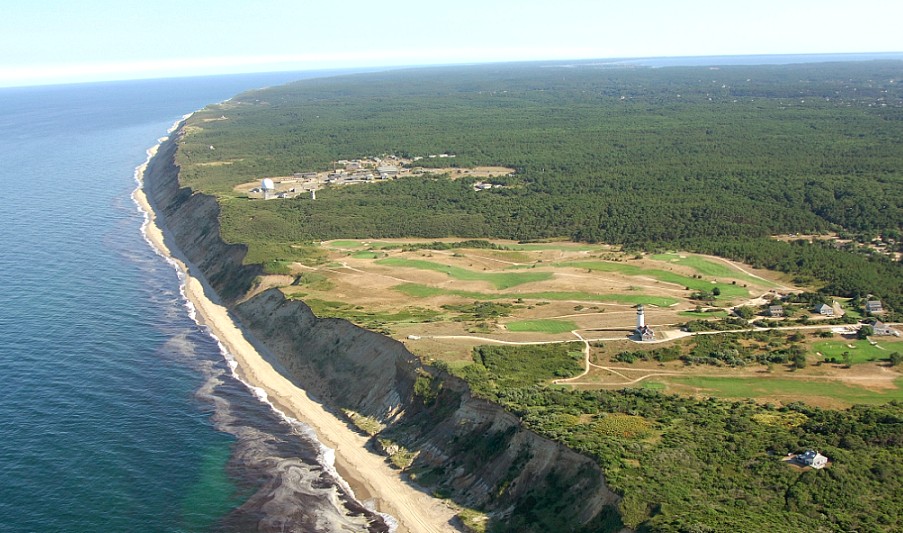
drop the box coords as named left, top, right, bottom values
left=0, top=72, right=388, bottom=532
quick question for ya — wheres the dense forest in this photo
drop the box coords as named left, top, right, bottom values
left=175, top=60, right=903, bottom=531
left=177, top=60, right=903, bottom=312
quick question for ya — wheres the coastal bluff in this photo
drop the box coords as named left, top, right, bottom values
left=145, top=129, right=623, bottom=532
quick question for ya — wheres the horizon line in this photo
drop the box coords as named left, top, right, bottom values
left=2, top=50, right=902, bottom=90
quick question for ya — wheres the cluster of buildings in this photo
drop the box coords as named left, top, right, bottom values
left=248, top=154, right=507, bottom=201
left=766, top=298, right=897, bottom=336
left=328, top=158, right=401, bottom=182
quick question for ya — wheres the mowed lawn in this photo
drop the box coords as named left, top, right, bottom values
left=377, top=257, right=552, bottom=289
left=393, top=283, right=678, bottom=306
left=557, top=261, right=748, bottom=299
left=651, top=253, right=774, bottom=286
left=327, top=240, right=365, bottom=248
left=812, top=339, right=903, bottom=364
left=662, top=375, right=903, bottom=406
left=505, top=319, right=579, bottom=334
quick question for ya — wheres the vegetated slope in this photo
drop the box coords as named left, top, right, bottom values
left=177, top=60, right=903, bottom=312
left=457, top=353, right=903, bottom=532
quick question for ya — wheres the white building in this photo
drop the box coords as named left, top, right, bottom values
left=872, top=320, right=900, bottom=337
left=635, top=305, right=654, bottom=341
left=797, top=450, right=828, bottom=469
left=866, top=300, right=884, bottom=314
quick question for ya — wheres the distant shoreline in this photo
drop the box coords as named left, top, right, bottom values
left=132, top=121, right=459, bottom=533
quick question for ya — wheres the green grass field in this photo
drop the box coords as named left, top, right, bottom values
left=505, top=319, right=579, bottom=334
left=812, top=339, right=903, bottom=364
left=377, top=257, right=553, bottom=289
left=351, top=251, right=380, bottom=259
left=662, top=376, right=903, bottom=405
left=303, top=298, right=441, bottom=324
left=834, top=297, right=863, bottom=319
left=328, top=240, right=365, bottom=248
left=652, top=253, right=774, bottom=286
left=393, top=283, right=678, bottom=306
left=558, top=261, right=749, bottom=299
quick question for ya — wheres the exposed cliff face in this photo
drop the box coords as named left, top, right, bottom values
left=147, top=126, right=623, bottom=532
left=144, top=135, right=261, bottom=305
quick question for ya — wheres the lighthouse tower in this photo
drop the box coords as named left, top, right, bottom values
left=635, top=304, right=654, bottom=341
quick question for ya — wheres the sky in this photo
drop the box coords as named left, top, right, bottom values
left=1, top=0, right=901, bottom=87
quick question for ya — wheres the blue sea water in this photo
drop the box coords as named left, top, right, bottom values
left=0, top=72, right=385, bottom=532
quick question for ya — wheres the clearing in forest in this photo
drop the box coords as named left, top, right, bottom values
left=263, top=237, right=901, bottom=406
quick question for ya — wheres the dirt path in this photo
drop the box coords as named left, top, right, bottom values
left=552, top=331, right=591, bottom=384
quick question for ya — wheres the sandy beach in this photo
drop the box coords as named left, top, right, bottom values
left=133, top=135, right=459, bottom=533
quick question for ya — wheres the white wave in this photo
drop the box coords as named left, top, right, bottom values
left=215, top=347, right=397, bottom=530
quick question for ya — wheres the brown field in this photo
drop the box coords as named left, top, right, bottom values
left=270, top=238, right=780, bottom=343
left=256, top=238, right=902, bottom=407
left=421, top=166, right=515, bottom=179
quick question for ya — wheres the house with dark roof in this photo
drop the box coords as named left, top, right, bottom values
left=871, top=320, right=900, bottom=337
left=637, top=325, right=655, bottom=342
left=797, top=450, right=828, bottom=469
left=866, top=300, right=884, bottom=314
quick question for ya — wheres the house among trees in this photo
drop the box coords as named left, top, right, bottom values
left=797, top=450, right=828, bottom=469
left=814, top=303, right=834, bottom=316
left=768, top=305, right=784, bottom=317
left=865, top=300, right=884, bottom=314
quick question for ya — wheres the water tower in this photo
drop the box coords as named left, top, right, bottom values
left=261, top=178, right=275, bottom=199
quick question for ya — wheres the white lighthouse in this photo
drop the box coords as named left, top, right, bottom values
left=635, top=304, right=654, bottom=341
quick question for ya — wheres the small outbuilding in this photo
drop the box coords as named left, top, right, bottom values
left=768, top=305, right=784, bottom=317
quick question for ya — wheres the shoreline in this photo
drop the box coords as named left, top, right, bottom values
left=132, top=125, right=459, bottom=533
